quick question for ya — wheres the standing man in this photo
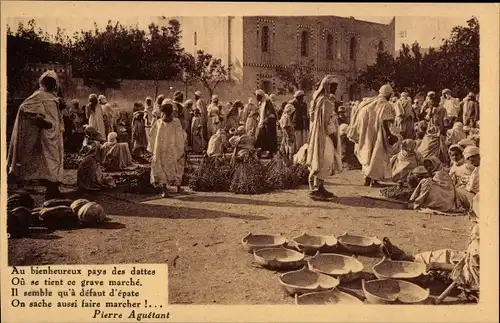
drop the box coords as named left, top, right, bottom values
left=463, top=92, right=479, bottom=127
left=290, top=90, right=308, bottom=151
left=394, top=92, right=415, bottom=139
left=7, top=71, right=65, bottom=200
left=194, top=90, right=208, bottom=143
left=255, top=90, right=278, bottom=157
left=306, top=75, right=342, bottom=200
left=442, top=89, right=460, bottom=125
left=347, top=84, right=399, bottom=187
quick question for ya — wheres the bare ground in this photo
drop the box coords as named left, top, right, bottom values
left=8, top=169, right=470, bottom=304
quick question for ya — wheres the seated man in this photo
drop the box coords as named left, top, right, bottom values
left=455, top=145, right=479, bottom=208
left=101, top=132, right=138, bottom=171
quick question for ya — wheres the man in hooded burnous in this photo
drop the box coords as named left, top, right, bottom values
left=306, top=75, right=342, bottom=200
left=347, top=84, right=399, bottom=187
left=7, top=70, right=65, bottom=200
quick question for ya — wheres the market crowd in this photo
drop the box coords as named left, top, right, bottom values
left=7, top=70, right=479, bottom=214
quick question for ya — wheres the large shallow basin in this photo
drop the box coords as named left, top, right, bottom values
left=372, top=257, right=428, bottom=283
left=362, top=279, right=430, bottom=304
left=253, top=247, right=305, bottom=270
left=337, top=232, right=382, bottom=254
left=292, top=233, right=339, bottom=255
left=308, top=252, right=364, bottom=283
left=295, top=289, right=364, bottom=305
left=241, top=233, right=288, bottom=252
left=278, top=267, right=340, bottom=296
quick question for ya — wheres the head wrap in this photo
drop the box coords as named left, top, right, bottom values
left=453, top=122, right=464, bottom=131
left=161, top=98, right=174, bottom=107
left=448, top=144, right=463, bottom=154
left=38, top=70, right=59, bottom=93
left=427, top=91, right=436, bottom=97
left=89, top=93, right=98, bottom=102
left=211, top=94, right=219, bottom=101
left=233, top=100, right=243, bottom=108
left=442, top=88, right=451, bottom=95
left=463, top=146, right=479, bottom=159
left=98, top=95, right=107, bottom=104
left=468, top=92, right=475, bottom=98
left=312, top=75, right=339, bottom=104
left=184, top=99, right=194, bottom=106
left=194, top=90, right=202, bottom=97
left=173, top=91, right=183, bottom=102
left=401, top=92, right=409, bottom=98
left=237, top=125, right=245, bottom=134
left=458, top=138, right=475, bottom=148
left=339, top=123, right=349, bottom=136
left=107, top=132, right=118, bottom=144
left=145, top=96, right=153, bottom=103
left=463, top=126, right=471, bottom=132
left=269, top=94, right=277, bottom=101
left=294, top=90, right=305, bottom=98
left=378, top=84, right=394, bottom=97
left=255, top=89, right=266, bottom=97
left=156, top=94, right=165, bottom=104
left=283, top=103, right=295, bottom=115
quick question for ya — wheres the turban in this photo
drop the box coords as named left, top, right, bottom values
left=161, top=98, right=174, bottom=107
left=88, top=93, right=98, bottom=101
left=401, top=92, right=409, bottom=97
left=339, top=123, right=349, bottom=136
left=448, top=144, right=463, bottom=154
left=458, top=138, right=475, bottom=148
left=145, top=96, right=153, bottom=102
left=468, top=92, right=475, bottom=98
left=184, top=99, right=194, bottom=106
left=233, top=100, right=243, bottom=108
left=463, top=146, right=479, bottom=159
left=442, top=88, right=451, bottom=94
left=378, top=84, right=393, bottom=97
left=312, top=75, right=339, bottom=103
left=38, top=70, right=59, bottom=92
left=427, top=91, right=436, bottom=96
left=211, top=94, right=219, bottom=101
left=237, top=125, right=245, bottom=134
left=269, top=94, right=277, bottom=101
left=255, top=89, right=266, bottom=97
left=98, top=95, right=107, bottom=104
left=194, top=90, right=202, bottom=96
left=294, top=90, right=305, bottom=98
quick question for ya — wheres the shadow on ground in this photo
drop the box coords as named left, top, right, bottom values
left=95, top=195, right=269, bottom=221
left=335, top=196, right=407, bottom=210
left=174, top=194, right=342, bottom=210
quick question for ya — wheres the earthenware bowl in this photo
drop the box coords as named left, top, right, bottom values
left=241, top=233, right=288, bottom=253
left=362, top=279, right=430, bottom=304
left=337, top=232, right=382, bottom=254
left=295, top=289, right=364, bottom=305
left=308, top=252, right=364, bottom=283
left=278, top=267, right=340, bottom=296
left=291, top=233, right=339, bottom=255
left=253, top=247, right=306, bottom=270
left=372, top=257, right=428, bottom=284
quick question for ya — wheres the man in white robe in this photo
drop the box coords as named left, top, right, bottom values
left=306, top=75, right=342, bottom=200
left=347, top=84, right=398, bottom=187
left=7, top=70, right=65, bottom=199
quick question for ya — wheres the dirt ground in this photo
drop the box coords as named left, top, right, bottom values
left=8, top=169, right=470, bottom=305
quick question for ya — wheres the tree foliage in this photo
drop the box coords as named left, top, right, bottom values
left=7, top=19, right=232, bottom=97
left=275, top=59, right=317, bottom=95
left=189, top=50, right=230, bottom=97
left=356, top=17, right=479, bottom=98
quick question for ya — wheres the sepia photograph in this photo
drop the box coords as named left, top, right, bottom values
left=3, top=4, right=486, bottom=310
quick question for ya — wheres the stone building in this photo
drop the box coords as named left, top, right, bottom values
left=164, top=16, right=395, bottom=101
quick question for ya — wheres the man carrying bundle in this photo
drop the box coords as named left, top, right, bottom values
left=306, top=75, right=342, bottom=200
left=347, top=84, right=399, bottom=187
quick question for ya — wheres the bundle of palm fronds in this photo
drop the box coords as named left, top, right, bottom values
left=265, top=151, right=294, bottom=190
left=380, top=184, right=414, bottom=201
left=189, top=155, right=233, bottom=192
left=288, top=163, right=309, bottom=186
left=229, top=151, right=268, bottom=195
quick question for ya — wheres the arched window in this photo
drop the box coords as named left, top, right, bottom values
left=261, top=26, right=270, bottom=53
left=378, top=40, right=384, bottom=52
left=349, top=36, right=356, bottom=61
left=301, top=30, right=309, bottom=57
left=326, top=34, right=334, bottom=59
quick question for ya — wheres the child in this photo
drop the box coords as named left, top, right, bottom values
left=279, top=103, right=296, bottom=161
left=448, top=145, right=474, bottom=189
left=190, top=108, right=205, bottom=154
left=148, top=100, right=187, bottom=197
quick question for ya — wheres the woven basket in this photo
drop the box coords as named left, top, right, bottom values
left=337, top=232, right=382, bottom=255
left=241, top=233, right=288, bottom=253
left=291, top=233, right=339, bottom=255
left=279, top=267, right=340, bottom=296
left=253, top=247, right=305, bottom=270
left=372, top=257, right=429, bottom=284
left=295, top=289, right=364, bottom=305
left=362, top=279, right=430, bottom=304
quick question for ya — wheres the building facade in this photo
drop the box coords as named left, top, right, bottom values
left=166, top=16, right=395, bottom=102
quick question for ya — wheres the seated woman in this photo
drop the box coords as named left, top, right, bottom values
left=77, top=126, right=116, bottom=191
left=228, top=126, right=256, bottom=158
left=448, top=145, right=474, bottom=189
left=101, top=132, right=138, bottom=171
left=382, top=194, right=479, bottom=302
left=409, top=156, right=466, bottom=213
left=446, top=122, right=466, bottom=146
left=206, top=128, right=229, bottom=157
left=390, top=139, right=424, bottom=184
left=417, top=125, right=449, bottom=164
